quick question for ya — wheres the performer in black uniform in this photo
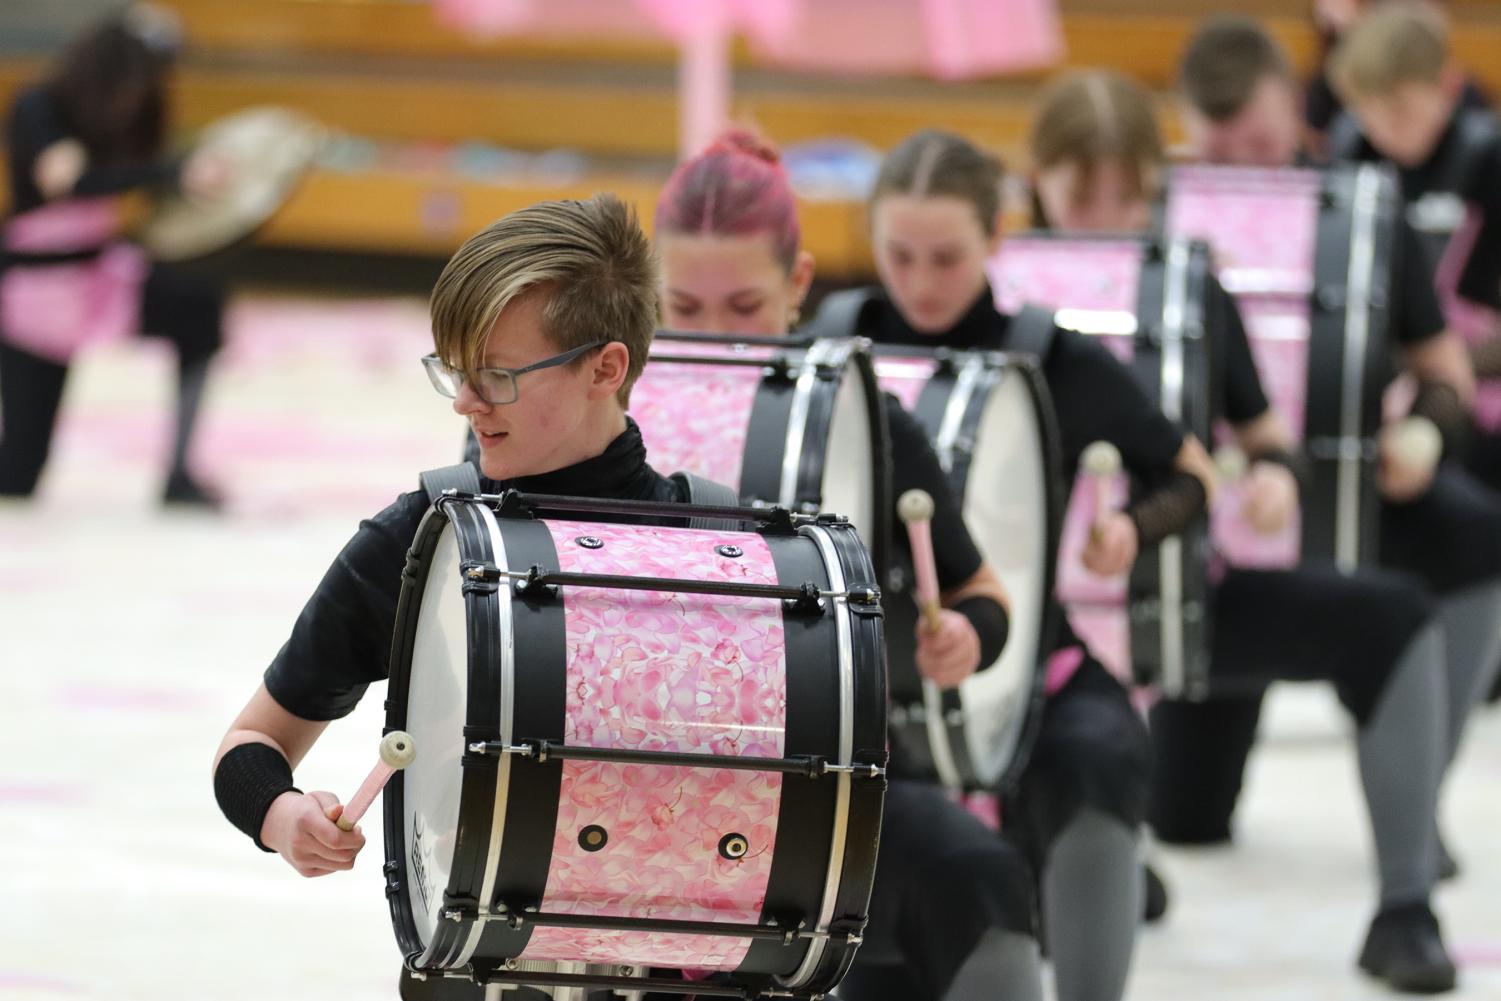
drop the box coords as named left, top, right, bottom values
left=0, top=4, right=227, bottom=505
left=654, top=131, right=1042, bottom=1001
left=1323, top=3, right=1501, bottom=494
left=811, top=129, right=1218, bottom=1001
left=1029, top=69, right=1460, bottom=993
left=214, top=197, right=771, bottom=1000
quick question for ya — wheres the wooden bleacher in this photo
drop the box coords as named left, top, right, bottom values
left=1, top=0, right=1496, bottom=277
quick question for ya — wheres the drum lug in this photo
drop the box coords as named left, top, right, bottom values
left=1314, top=284, right=1348, bottom=312
left=461, top=560, right=501, bottom=596
left=513, top=566, right=560, bottom=602
left=783, top=584, right=826, bottom=616
left=762, top=358, right=795, bottom=383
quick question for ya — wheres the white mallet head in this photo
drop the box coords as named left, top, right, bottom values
left=379, top=731, right=417, bottom=770
left=897, top=489, right=935, bottom=525
left=1214, top=444, right=1248, bottom=482
left=1082, top=440, right=1122, bottom=477
left=1391, top=416, right=1442, bottom=472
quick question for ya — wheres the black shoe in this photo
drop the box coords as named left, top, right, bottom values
left=1143, top=862, right=1169, bottom=923
left=162, top=471, right=223, bottom=510
left=1358, top=902, right=1457, bottom=994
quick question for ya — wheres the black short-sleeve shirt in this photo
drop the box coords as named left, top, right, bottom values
left=1336, top=107, right=1501, bottom=313
left=263, top=422, right=688, bottom=721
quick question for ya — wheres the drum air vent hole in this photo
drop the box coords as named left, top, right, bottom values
left=718, top=833, right=750, bottom=860
left=716, top=545, right=744, bottom=559
left=575, top=536, right=605, bottom=550
left=579, top=825, right=609, bottom=851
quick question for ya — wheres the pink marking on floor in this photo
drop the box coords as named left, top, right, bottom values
left=56, top=684, right=209, bottom=713
left=0, top=972, right=84, bottom=993
left=0, top=783, right=86, bottom=806
left=1454, top=942, right=1501, bottom=966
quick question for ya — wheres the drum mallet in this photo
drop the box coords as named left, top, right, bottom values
left=898, top=489, right=944, bottom=633
left=1389, top=415, right=1443, bottom=478
left=336, top=730, right=416, bottom=832
left=1214, top=443, right=1248, bottom=483
left=1082, top=440, right=1123, bottom=540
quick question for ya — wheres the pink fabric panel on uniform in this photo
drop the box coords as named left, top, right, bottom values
left=524, top=521, right=788, bottom=970
left=1167, top=168, right=1321, bottom=292
left=630, top=357, right=762, bottom=493
left=1432, top=207, right=1501, bottom=431
left=991, top=238, right=1143, bottom=315
left=872, top=356, right=939, bottom=413
left=0, top=200, right=145, bottom=364
left=1042, top=644, right=1086, bottom=696
left=1066, top=607, right=1129, bottom=680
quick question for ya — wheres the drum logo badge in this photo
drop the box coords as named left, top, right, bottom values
left=410, top=816, right=434, bottom=916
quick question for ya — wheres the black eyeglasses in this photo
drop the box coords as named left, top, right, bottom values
left=422, top=340, right=608, bottom=405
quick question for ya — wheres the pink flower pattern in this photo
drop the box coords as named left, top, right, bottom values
left=630, top=356, right=766, bottom=490
left=521, top=521, right=789, bottom=969
left=992, top=238, right=1143, bottom=314
left=1166, top=167, right=1321, bottom=285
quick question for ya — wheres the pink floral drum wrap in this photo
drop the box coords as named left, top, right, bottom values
left=1169, top=168, right=1322, bottom=569
left=993, top=238, right=1145, bottom=672
left=630, top=346, right=773, bottom=492
left=0, top=199, right=147, bottom=364
left=1433, top=208, right=1501, bottom=430
left=520, top=520, right=788, bottom=970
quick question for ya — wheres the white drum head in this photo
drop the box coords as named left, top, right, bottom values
left=957, top=367, right=1049, bottom=785
left=402, top=524, right=470, bottom=950
left=822, top=363, right=878, bottom=555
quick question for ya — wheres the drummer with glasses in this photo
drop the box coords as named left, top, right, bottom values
left=214, top=196, right=727, bottom=996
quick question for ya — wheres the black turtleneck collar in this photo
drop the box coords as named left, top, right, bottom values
left=871, top=284, right=1009, bottom=353
left=482, top=418, right=673, bottom=501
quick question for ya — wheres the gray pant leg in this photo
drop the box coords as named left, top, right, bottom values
left=1356, top=621, right=1446, bottom=907
left=1042, top=807, right=1141, bottom=1001
left=940, top=930, right=1045, bottom=1001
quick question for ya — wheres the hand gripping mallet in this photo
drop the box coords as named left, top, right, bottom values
left=336, top=730, right=416, bottom=832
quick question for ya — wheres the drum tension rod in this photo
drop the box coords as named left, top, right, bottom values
left=441, top=904, right=861, bottom=949
left=465, top=737, right=886, bottom=781
left=456, top=967, right=760, bottom=999
left=459, top=561, right=879, bottom=613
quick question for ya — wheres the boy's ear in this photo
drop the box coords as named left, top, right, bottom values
left=1439, top=62, right=1465, bottom=100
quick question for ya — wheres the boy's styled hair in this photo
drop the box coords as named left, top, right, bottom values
left=430, top=194, right=659, bottom=406
left=1330, top=2, right=1451, bottom=101
left=1179, top=15, right=1293, bottom=122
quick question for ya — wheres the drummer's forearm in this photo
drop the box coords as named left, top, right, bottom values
left=214, top=683, right=330, bottom=777
left=71, top=156, right=182, bottom=199
left=1233, top=410, right=1296, bottom=458
left=1404, top=331, right=1477, bottom=407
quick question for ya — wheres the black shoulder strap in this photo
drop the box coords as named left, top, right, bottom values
left=1326, top=111, right=1364, bottom=162
left=670, top=472, right=744, bottom=531
left=1006, top=303, right=1059, bottom=364
left=806, top=286, right=879, bottom=340
left=419, top=462, right=482, bottom=505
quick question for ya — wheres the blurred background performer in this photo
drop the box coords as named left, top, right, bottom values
left=0, top=2, right=227, bottom=506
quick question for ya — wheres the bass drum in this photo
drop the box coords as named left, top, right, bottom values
left=1167, top=163, right=1398, bottom=572
left=874, top=349, right=1063, bottom=790
left=992, top=233, right=1219, bottom=698
left=630, top=333, right=891, bottom=578
left=384, top=491, right=887, bottom=999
